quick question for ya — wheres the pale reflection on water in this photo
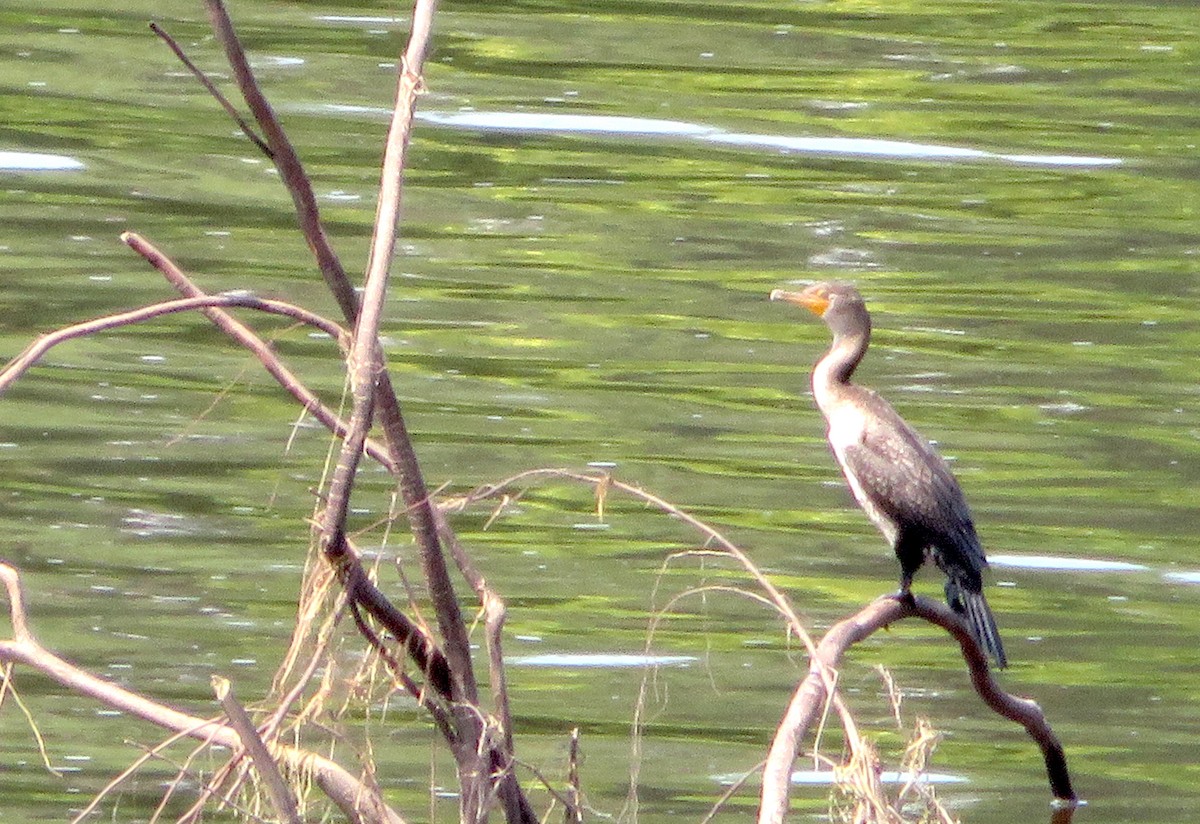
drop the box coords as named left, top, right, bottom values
left=318, top=105, right=1124, bottom=167
left=509, top=653, right=697, bottom=668
left=989, top=554, right=1148, bottom=573
left=0, top=150, right=84, bottom=171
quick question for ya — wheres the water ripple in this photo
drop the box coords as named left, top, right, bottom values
left=509, top=653, right=697, bottom=668
left=415, top=110, right=1122, bottom=168
left=989, top=554, right=1149, bottom=572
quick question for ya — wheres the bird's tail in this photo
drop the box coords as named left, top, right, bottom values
left=945, top=580, right=1007, bottom=669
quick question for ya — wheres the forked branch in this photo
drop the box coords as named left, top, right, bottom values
left=759, top=594, right=1076, bottom=824
left=150, top=4, right=534, bottom=819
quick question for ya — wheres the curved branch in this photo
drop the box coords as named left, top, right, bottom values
left=120, top=230, right=394, bottom=471
left=0, top=561, right=405, bottom=824
left=454, top=468, right=818, bottom=656
left=759, top=595, right=1076, bottom=824
left=337, top=549, right=454, bottom=699
left=450, top=468, right=864, bottom=812
left=907, top=596, right=1075, bottom=801
left=0, top=293, right=347, bottom=396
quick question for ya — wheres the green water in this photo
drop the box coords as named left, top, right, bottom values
left=1, top=1, right=1198, bottom=821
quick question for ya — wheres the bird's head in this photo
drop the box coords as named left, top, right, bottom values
left=770, top=281, right=870, bottom=339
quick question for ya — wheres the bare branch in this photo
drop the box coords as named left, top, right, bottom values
left=212, top=676, right=302, bottom=824
left=565, top=728, right=584, bottom=824
left=907, top=596, right=1076, bottom=802
left=759, top=595, right=1077, bottom=824
left=202, top=0, right=359, bottom=321
left=149, top=21, right=273, bottom=157
left=177, top=5, right=537, bottom=817
left=195, top=0, right=479, bottom=721
left=120, top=230, right=395, bottom=471
left=447, top=468, right=1075, bottom=819
left=432, top=507, right=515, bottom=749
left=0, top=561, right=405, bottom=824
left=339, top=548, right=455, bottom=700
left=0, top=292, right=346, bottom=396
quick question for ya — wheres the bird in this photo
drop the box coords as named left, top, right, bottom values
left=771, top=281, right=1007, bottom=668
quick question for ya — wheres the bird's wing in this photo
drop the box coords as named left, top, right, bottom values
left=839, top=393, right=988, bottom=578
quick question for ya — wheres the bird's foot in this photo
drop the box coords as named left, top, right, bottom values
left=889, top=588, right=917, bottom=608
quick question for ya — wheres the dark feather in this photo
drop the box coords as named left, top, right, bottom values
left=840, top=387, right=988, bottom=587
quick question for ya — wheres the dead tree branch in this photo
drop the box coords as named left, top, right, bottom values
left=149, top=21, right=273, bottom=158
left=202, top=0, right=357, bottom=321
left=119, top=231, right=397, bottom=479
left=185, top=3, right=536, bottom=820
left=0, top=561, right=405, bottom=824
left=187, top=0, right=474, bottom=705
left=181, top=0, right=481, bottom=709
left=759, top=595, right=1076, bottom=824
left=0, top=293, right=346, bottom=396
left=446, top=468, right=1076, bottom=821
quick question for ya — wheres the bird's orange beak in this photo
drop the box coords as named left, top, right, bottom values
left=770, top=286, right=829, bottom=317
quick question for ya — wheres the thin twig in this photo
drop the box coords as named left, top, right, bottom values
left=152, top=730, right=247, bottom=824
left=0, top=293, right=345, bottom=395
left=700, top=761, right=765, bottom=824
left=149, top=21, right=273, bottom=157
left=0, top=665, right=61, bottom=776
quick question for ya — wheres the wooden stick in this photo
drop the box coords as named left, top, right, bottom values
left=212, top=676, right=301, bottom=824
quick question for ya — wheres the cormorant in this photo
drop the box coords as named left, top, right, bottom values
left=771, top=281, right=1007, bottom=668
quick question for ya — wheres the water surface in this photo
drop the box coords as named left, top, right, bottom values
left=1, top=1, right=1198, bottom=822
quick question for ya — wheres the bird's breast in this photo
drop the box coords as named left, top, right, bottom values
left=818, top=397, right=900, bottom=546
left=822, top=398, right=868, bottom=454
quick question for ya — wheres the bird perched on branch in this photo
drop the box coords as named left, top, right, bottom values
left=771, top=281, right=1007, bottom=668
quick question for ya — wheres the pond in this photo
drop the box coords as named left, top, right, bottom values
left=1, top=1, right=1198, bottom=822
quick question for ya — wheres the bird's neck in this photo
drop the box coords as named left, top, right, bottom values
left=811, top=330, right=869, bottom=410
